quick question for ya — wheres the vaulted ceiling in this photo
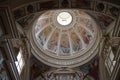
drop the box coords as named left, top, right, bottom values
left=0, top=0, right=119, bottom=80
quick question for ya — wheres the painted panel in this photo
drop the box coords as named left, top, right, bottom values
left=69, top=29, right=81, bottom=52
left=59, top=33, right=70, bottom=55
left=47, top=29, right=59, bottom=53
left=38, top=26, right=53, bottom=46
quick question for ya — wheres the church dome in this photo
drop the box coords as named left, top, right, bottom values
left=30, top=9, right=101, bottom=68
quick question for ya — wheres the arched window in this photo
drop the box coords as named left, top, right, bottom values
left=105, top=46, right=116, bottom=74
left=15, top=48, right=24, bottom=74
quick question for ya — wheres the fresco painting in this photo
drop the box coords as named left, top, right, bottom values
left=87, top=23, right=95, bottom=33
left=39, top=26, right=53, bottom=46
left=39, top=19, right=49, bottom=29
left=33, top=10, right=98, bottom=57
left=75, top=25, right=92, bottom=44
left=69, top=29, right=81, bottom=52
left=47, top=29, right=59, bottom=53
left=75, top=25, right=85, bottom=36
left=35, top=18, right=50, bottom=34
left=82, top=31, right=92, bottom=44
left=78, top=16, right=95, bottom=33
left=79, top=18, right=91, bottom=27
left=60, top=33, right=70, bottom=55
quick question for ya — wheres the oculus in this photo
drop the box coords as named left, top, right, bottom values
left=57, top=12, right=72, bottom=26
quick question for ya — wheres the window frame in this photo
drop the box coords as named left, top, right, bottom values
left=15, top=48, right=25, bottom=74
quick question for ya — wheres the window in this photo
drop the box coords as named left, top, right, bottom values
left=105, top=46, right=116, bottom=74
left=57, top=12, right=72, bottom=25
left=15, top=48, right=24, bottom=74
